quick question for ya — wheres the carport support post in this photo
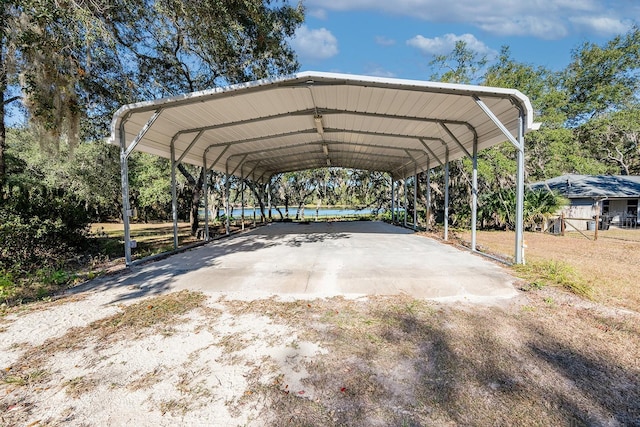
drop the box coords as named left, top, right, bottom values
left=515, top=113, right=525, bottom=264
left=240, top=168, right=245, bottom=231
left=444, top=146, right=450, bottom=241
left=413, top=174, right=418, bottom=230
left=471, top=138, right=478, bottom=251
left=203, top=156, right=210, bottom=242
left=119, top=139, right=132, bottom=266
left=170, top=143, right=179, bottom=250
left=403, top=179, right=407, bottom=227
left=391, top=178, right=396, bottom=223
left=225, top=168, right=230, bottom=236
left=473, top=95, right=526, bottom=264
left=267, top=179, right=272, bottom=220
left=426, top=160, right=431, bottom=231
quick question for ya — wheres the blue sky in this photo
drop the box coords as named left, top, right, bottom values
left=290, top=0, right=639, bottom=81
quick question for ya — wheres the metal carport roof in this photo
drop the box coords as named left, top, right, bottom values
left=110, top=71, right=536, bottom=267
left=110, top=71, right=534, bottom=182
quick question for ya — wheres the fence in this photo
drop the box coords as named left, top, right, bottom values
left=545, top=211, right=638, bottom=240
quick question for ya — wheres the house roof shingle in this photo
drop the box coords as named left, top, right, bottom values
left=529, top=174, right=640, bottom=199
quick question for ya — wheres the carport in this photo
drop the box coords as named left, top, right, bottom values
left=109, top=71, right=536, bottom=266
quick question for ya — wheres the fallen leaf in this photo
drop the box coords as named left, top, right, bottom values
left=340, top=387, right=346, bottom=392
left=298, top=390, right=305, bottom=395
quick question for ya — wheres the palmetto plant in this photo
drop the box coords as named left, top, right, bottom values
left=478, top=188, right=565, bottom=230
left=524, top=189, right=566, bottom=230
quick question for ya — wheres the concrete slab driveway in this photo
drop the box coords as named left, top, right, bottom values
left=98, top=221, right=518, bottom=304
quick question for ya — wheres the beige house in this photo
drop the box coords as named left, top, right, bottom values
left=530, top=174, right=640, bottom=231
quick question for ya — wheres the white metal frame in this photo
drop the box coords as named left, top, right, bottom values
left=112, top=72, right=535, bottom=266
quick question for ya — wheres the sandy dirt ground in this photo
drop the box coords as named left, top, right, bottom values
left=1, top=285, right=331, bottom=426
left=1, top=227, right=639, bottom=426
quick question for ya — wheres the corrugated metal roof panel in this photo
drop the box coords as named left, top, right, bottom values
left=110, top=71, right=534, bottom=181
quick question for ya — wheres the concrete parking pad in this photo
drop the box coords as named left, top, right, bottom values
left=96, top=221, right=518, bottom=304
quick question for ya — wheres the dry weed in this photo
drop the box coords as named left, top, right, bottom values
left=0, top=291, right=206, bottom=395
left=128, top=367, right=165, bottom=391
left=2, top=279, right=638, bottom=425
left=63, top=376, right=99, bottom=398
left=455, top=229, right=640, bottom=311
left=219, top=293, right=640, bottom=426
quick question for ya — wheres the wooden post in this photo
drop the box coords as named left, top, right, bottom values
left=594, top=212, right=599, bottom=241
left=561, top=212, right=565, bottom=236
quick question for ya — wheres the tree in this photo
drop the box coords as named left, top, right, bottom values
left=563, top=26, right=640, bottom=125
left=1, top=0, right=136, bottom=196
left=109, top=0, right=304, bottom=233
left=344, top=169, right=390, bottom=214
left=578, top=106, right=640, bottom=175
left=429, top=40, right=488, bottom=84
left=1, top=1, right=20, bottom=192
left=1, top=0, right=304, bottom=232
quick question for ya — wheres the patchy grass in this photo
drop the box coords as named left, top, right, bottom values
left=90, top=290, right=205, bottom=337
left=222, top=295, right=640, bottom=426
left=64, top=376, right=99, bottom=398
left=0, top=291, right=206, bottom=394
left=3, top=220, right=262, bottom=307
left=454, top=229, right=640, bottom=311
left=514, top=259, right=593, bottom=299
left=2, top=226, right=639, bottom=425
left=91, top=222, right=201, bottom=260
left=128, top=367, right=165, bottom=392
left=2, top=369, right=49, bottom=387
left=2, top=291, right=639, bottom=426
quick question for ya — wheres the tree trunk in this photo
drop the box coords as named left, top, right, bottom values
left=190, top=188, right=200, bottom=235
left=0, top=89, right=6, bottom=196
left=177, top=163, right=204, bottom=236
left=284, top=195, right=289, bottom=218
left=0, top=18, right=7, bottom=194
left=246, top=181, right=266, bottom=221
left=275, top=206, right=284, bottom=219
left=295, top=202, right=304, bottom=220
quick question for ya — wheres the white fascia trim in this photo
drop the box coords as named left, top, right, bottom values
left=109, top=71, right=536, bottom=146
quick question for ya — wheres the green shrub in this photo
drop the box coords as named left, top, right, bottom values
left=514, top=260, right=593, bottom=299
left=0, top=187, right=90, bottom=271
left=0, top=184, right=91, bottom=304
left=0, top=271, right=16, bottom=302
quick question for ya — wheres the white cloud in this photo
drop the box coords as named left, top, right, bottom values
left=304, top=0, right=636, bottom=39
left=407, top=33, right=495, bottom=56
left=570, top=16, right=633, bottom=36
left=308, top=8, right=328, bottom=20
left=375, top=36, right=396, bottom=46
left=364, top=65, right=396, bottom=78
left=475, top=16, right=569, bottom=39
left=291, top=26, right=339, bottom=61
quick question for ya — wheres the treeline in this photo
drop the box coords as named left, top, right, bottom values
left=1, top=0, right=639, bottom=299
left=0, top=0, right=304, bottom=299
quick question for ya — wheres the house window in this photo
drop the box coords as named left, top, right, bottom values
left=602, top=200, right=610, bottom=215
left=628, top=199, right=638, bottom=216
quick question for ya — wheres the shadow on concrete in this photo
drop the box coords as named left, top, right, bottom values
left=253, top=220, right=414, bottom=236
left=74, top=221, right=386, bottom=304
left=70, top=230, right=281, bottom=305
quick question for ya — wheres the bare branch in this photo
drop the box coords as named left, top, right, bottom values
left=3, top=95, right=21, bottom=106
